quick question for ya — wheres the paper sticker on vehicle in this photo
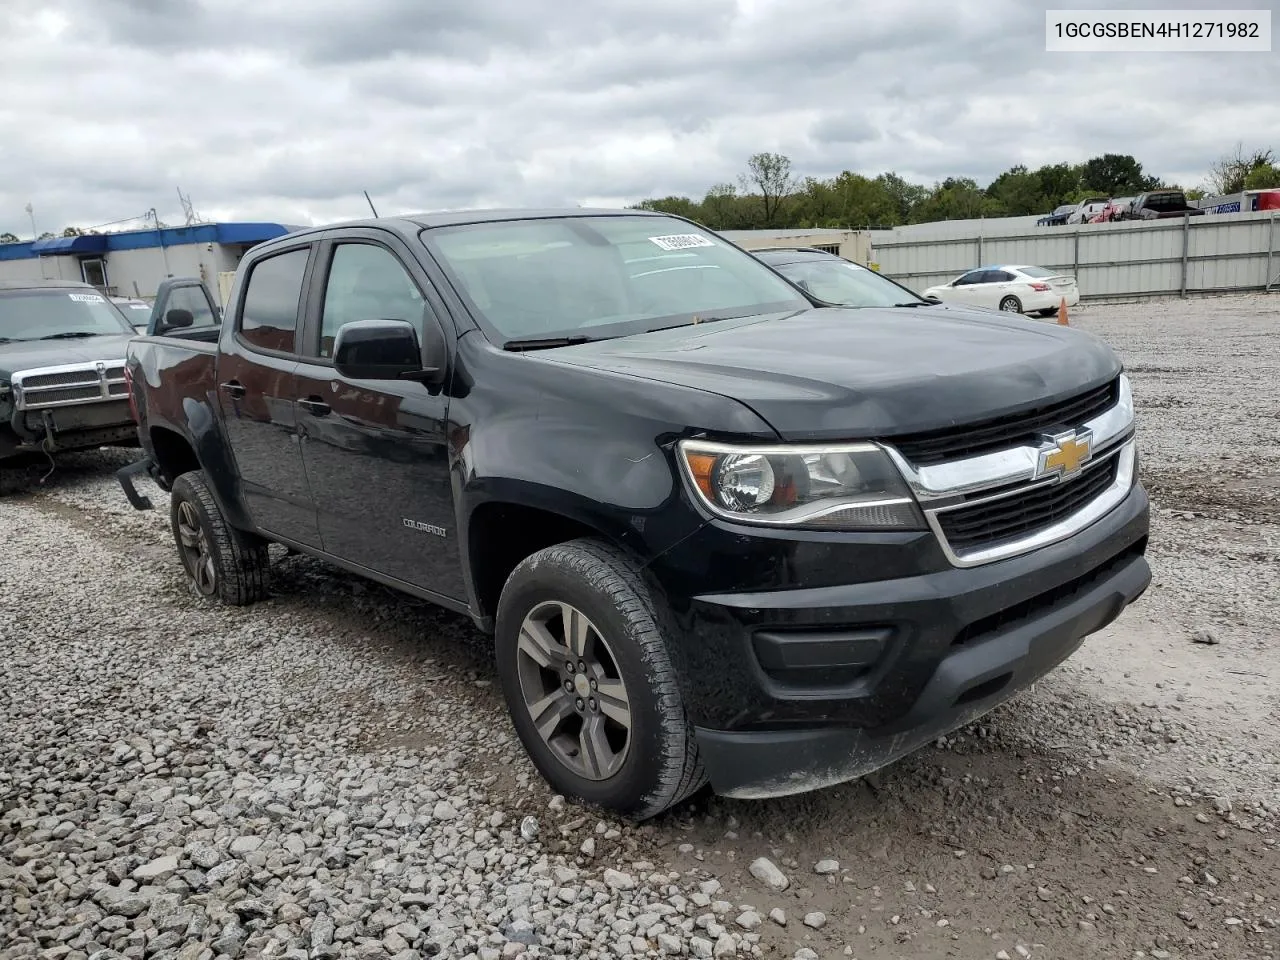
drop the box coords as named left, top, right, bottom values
left=68, top=293, right=105, bottom=303
left=648, top=234, right=715, bottom=251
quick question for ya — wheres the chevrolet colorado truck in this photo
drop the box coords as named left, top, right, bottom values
left=1, top=279, right=139, bottom=463
left=117, top=209, right=1151, bottom=818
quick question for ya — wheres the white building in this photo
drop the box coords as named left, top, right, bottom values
left=0, top=222, right=301, bottom=304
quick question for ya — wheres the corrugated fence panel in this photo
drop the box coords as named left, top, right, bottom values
left=874, top=211, right=1278, bottom=299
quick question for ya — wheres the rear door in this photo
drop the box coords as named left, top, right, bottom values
left=215, top=243, right=321, bottom=547
left=292, top=230, right=465, bottom=600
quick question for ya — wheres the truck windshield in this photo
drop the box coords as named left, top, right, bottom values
left=423, top=215, right=810, bottom=343
left=0, top=289, right=135, bottom=341
left=766, top=258, right=922, bottom=308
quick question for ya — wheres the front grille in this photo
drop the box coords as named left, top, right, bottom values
left=936, top=454, right=1120, bottom=554
left=890, top=377, right=1120, bottom=465
left=15, top=362, right=127, bottom=410
left=27, top=386, right=106, bottom=405
left=22, top=370, right=100, bottom=389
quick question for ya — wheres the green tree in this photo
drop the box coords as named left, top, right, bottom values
left=700, top=183, right=742, bottom=230
left=874, top=172, right=926, bottom=224
left=739, top=152, right=798, bottom=227
left=1032, top=163, right=1084, bottom=208
left=985, top=164, right=1047, bottom=216
left=909, top=178, right=996, bottom=223
left=1080, top=154, right=1160, bottom=195
left=62, top=226, right=84, bottom=237
left=632, top=196, right=701, bottom=220
left=1208, top=144, right=1274, bottom=194
left=1244, top=163, right=1280, bottom=190
left=0, top=231, right=20, bottom=244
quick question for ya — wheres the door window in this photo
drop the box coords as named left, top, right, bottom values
left=953, top=271, right=983, bottom=286
left=239, top=248, right=310, bottom=354
left=168, top=285, right=219, bottom=328
left=319, top=243, right=425, bottom=358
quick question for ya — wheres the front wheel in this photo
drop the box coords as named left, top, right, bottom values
left=999, top=296, right=1023, bottom=313
left=169, top=470, right=270, bottom=605
left=495, top=539, right=706, bottom=820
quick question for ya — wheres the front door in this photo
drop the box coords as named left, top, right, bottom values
left=293, top=235, right=464, bottom=600
left=215, top=244, right=320, bottom=547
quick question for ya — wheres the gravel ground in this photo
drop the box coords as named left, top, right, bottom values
left=1, top=293, right=1277, bottom=960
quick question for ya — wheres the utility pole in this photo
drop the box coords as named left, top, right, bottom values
left=25, top=202, right=36, bottom=240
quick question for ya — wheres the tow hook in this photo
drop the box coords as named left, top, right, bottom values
left=116, top=457, right=156, bottom=510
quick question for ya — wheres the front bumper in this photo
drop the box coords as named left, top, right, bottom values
left=649, top=482, right=1150, bottom=799
left=3, top=398, right=137, bottom=458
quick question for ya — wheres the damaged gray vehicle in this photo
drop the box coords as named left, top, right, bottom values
left=0, top=279, right=139, bottom=464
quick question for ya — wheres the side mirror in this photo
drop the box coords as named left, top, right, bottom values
left=333, top=318, right=445, bottom=385
left=164, top=308, right=194, bottom=329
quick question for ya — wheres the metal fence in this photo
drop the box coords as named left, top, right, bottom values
left=872, top=210, right=1280, bottom=300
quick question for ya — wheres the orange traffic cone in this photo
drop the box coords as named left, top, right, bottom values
left=1056, top=297, right=1069, bottom=325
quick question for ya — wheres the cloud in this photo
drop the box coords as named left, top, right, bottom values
left=1, top=0, right=1276, bottom=235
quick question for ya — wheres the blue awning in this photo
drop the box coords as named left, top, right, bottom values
left=30, top=234, right=110, bottom=255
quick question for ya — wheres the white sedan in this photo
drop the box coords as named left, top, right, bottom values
left=923, top=265, right=1081, bottom=317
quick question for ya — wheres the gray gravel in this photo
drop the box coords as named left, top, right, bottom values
left=0, top=497, right=775, bottom=960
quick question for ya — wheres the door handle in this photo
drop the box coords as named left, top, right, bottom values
left=298, top=396, right=331, bottom=417
left=219, top=381, right=246, bottom=399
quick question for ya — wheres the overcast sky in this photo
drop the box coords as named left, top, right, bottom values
left=1, top=0, right=1276, bottom=236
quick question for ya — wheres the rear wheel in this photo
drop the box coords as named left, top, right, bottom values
left=999, top=295, right=1023, bottom=313
left=169, top=470, right=269, bottom=605
left=495, top=538, right=706, bottom=820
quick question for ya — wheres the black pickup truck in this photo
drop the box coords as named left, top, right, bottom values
left=118, top=209, right=1151, bottom=818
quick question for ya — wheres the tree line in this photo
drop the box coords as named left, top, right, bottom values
left=5, top=146, right=1278, bottom=243
left=634, top=146, right=1280, bottom=232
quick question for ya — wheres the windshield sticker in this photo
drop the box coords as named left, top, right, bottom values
left=126, top=303, right=150, bottom=310
left=648, top=234, right=715, bottom=251
left=68, top=293, right=105, bottom=303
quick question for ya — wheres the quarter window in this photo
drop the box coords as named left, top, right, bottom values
left=239, top=248, right=309, bottom=354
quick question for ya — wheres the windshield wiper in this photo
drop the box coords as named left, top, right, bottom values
left=891, top=301, right=932, bottom=308
left=503, top=334, right=600, bottom=351
left=38, top=331, right=102, bottom=340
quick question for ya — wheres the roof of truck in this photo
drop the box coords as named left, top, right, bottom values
left=0, top=278, right=98, bottom=291
left=262, top=208, right=670, bottom=245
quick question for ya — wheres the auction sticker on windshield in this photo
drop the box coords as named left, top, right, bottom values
left=68, top=293, right=106, bottom=303
left=648, top=234, right=715, bottom=251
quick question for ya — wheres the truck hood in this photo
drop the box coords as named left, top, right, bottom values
left=543, top=306, right=1121, bottom=440
left=0, top=334, right=135, bottom=379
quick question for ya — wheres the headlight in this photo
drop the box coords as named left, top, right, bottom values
left=678, top=439, right=924, bottom=529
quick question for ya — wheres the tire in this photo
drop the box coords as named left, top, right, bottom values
left=495, top=538, right=706, bottom=820
left=169, top=470, right=270, bottom=606
left=999, top=296, right=1023, bottom=313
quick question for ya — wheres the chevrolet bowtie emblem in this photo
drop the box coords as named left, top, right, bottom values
left=1036, top=430, right=1093, bottom=480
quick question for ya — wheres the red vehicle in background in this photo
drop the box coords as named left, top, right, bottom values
left=1089, top=197, right=1134, bottom=223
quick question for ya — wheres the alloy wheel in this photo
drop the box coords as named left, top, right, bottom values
left=514, top=600, right=632, bottom=781
left=176, top=500, right=217, bottom=596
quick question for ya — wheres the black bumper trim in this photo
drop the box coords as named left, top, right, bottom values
left=693, top=549, right=1151, bottom=799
